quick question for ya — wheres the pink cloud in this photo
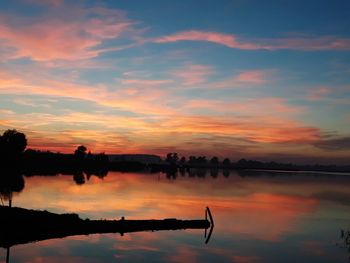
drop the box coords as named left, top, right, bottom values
left=234, top=70, right=269, bottom=85
left=307, top=87, right=331, bottom=100
left=272, top=36, right=350, bottom=51
left=154, top=30, right=262, bottom=50
left=25, top=0, right=64, bottom=7
left=0, top=6, right=137, bottom=61
left=183, top=97, right=304, bottom=115
left=172, top=64, right=213, bottom=86
left=0, top=70, right=323, bottom=154
left=211, top=70, right=271, bottom=88
left=0, top=70, right=177, bottom=116
left=120, top=79, right=173, bottom=86
left=154, top=30, right=350, bottom=51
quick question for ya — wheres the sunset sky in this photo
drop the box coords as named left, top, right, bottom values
left=0, top=0, right=349, bottom=164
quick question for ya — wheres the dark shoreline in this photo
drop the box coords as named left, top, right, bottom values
left=0, top=206, right=211, bottom=248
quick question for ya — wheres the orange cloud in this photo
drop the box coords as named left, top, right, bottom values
left=0, top=71, right=176, bottom=116
left=0, top=69, right=326, bottom=156
left=154, top=30, right=350, bottom=51
left=151, top=115, right=320, bottom=144
left=0, top=72, right=321, bottom=154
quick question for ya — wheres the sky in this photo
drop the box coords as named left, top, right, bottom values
left=0, top=0, right=349, bottom=164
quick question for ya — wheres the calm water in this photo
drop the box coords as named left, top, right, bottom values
left=1, top=170, right=350, bottom=263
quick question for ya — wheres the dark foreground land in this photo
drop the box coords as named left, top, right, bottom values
left=0, top=206, right=211, bottom=248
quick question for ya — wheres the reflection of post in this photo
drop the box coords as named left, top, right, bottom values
left=6, top=246, right=10, bottom=263
left=204, top=207, right=208, bottom=238
left=9, top=192, right=12, bottom=208
left=205, top=207, right=214, bottom=244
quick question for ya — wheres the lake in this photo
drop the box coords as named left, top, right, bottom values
left=1, top=169, right=350, bottom=262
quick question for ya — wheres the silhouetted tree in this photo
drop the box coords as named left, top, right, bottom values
left=165, top=153, right=179, bottom=165
left=196, top=168, right=207, bottom=177
left=73, top=171, right=85, bottom=185
left=222, top=158, right=231, bottom=167
left=222, top=169, right=230, bottom=178
left=0, top=169, right=25, bottom=207
left=197, top=156, right=207, bottom=165
left=237, top=158, right=248, bottom=168
left=74, top=145, right=87, bottom=159
left=210, top=157, right=219, bottom=166
left=0, top=129, right=27, bottom=160
left=95, top=152, right=109, bottom=162
left=210, top=168, right=219, bottom=178
left=179, top=156, right=186, bottom=165
left=188, top=156, right=196, bottom=165
left=179, top=167, right=186, bottom=176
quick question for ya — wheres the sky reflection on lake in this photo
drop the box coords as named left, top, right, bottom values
left=1, top=170, right=350, bottom=262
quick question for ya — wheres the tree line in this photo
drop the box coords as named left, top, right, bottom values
left=164, top=152, right=350, bottom=172
left=0, top=130, right=349, bottom=173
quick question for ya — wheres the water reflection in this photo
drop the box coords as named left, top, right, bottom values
left=0, top=170, right=24, bottom=207
left=1, top=169, right=350, bottom=262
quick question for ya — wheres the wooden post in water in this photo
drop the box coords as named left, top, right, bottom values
left=206, top=206, right=214, bottom=226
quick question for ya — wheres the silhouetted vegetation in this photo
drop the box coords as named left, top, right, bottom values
left=0, top=169, right=24, bottom=207
left=162, top=152, right=350, bottom=172
left=1, top=130, right=349, bottom=181
left=165, top=152, right=179, bottom=166
left=0, top=129, right=27, bottom=164
left=337, top=229, right=350, bottom=260
left=22, top=148, right=109, bottom=176
left=0, top=206, right=211, bottom=248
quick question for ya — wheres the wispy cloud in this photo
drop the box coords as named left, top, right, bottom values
left=120, top=78, right=173, bottom=86
left=314, top=136, right=350, bottom=150
left=0, top=5, right=139, bottom=61
left=0, top=70, right=177, bottom=116
left=0, top=69, right=323, bottom=153
left=153, top=30, right=350, bottom=51
left=209, top=70, right=272, bottom=89
left=172, top=64, right=213, bottom=86
left=182, top=97, right=304, bottom=115
left=153, top=30, right=262, bottom=50
left=307, top=87, right=330, bottom=100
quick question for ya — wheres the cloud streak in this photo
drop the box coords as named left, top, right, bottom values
left=153, top=30, right=350, bottom=51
